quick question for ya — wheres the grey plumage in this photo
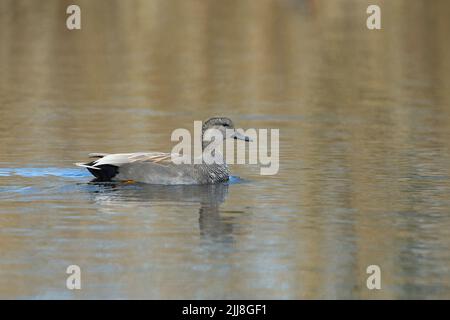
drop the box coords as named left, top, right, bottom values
left=75, top=117, right=250, bottom=185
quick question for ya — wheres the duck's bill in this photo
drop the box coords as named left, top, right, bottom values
left=232, top=131, right=253, bottom=142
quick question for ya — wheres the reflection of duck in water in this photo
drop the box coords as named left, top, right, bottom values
left=88, top=182, right=235, bottom=244
left=76, top=117, right=252, bottom=185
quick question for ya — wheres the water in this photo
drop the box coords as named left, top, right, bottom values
left=0, top=0, right=450, bottom=299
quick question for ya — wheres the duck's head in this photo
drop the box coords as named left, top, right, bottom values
left=202, top=117, right=252, bottom=142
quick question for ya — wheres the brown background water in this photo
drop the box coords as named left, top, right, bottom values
left=0, top=0, right=449, bottom=299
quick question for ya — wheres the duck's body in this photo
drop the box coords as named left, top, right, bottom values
left=78, top=152, right=230, bottom=184
left=76, top=117, right=249, bottom=185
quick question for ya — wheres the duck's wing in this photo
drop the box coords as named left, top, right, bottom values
left=127, top=152, right=174, bottom=164
left=75, top=152, right=180, bottom=180
left=78, top=152, right=176, bottom=168
left=75, top=152, right=180, bottom=181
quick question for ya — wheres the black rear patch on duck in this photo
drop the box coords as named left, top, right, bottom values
left=85, top=161, right=119, bottom=181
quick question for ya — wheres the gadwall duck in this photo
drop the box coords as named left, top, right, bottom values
left=75, top=117, right=251, bottom=184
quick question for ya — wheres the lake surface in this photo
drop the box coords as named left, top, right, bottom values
left=0, top=0, right=449, bottom=299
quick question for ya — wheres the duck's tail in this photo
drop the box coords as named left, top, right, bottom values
left=75, top=161, right=119, bottom=181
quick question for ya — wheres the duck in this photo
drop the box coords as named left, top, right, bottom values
left=75, top=117, right=251, bottom=184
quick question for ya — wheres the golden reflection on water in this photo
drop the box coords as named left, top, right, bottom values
left=0, top=0, right=449, bottom=299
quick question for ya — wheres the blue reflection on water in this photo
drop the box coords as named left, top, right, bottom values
left=0, top=167, right=90, bottom=178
